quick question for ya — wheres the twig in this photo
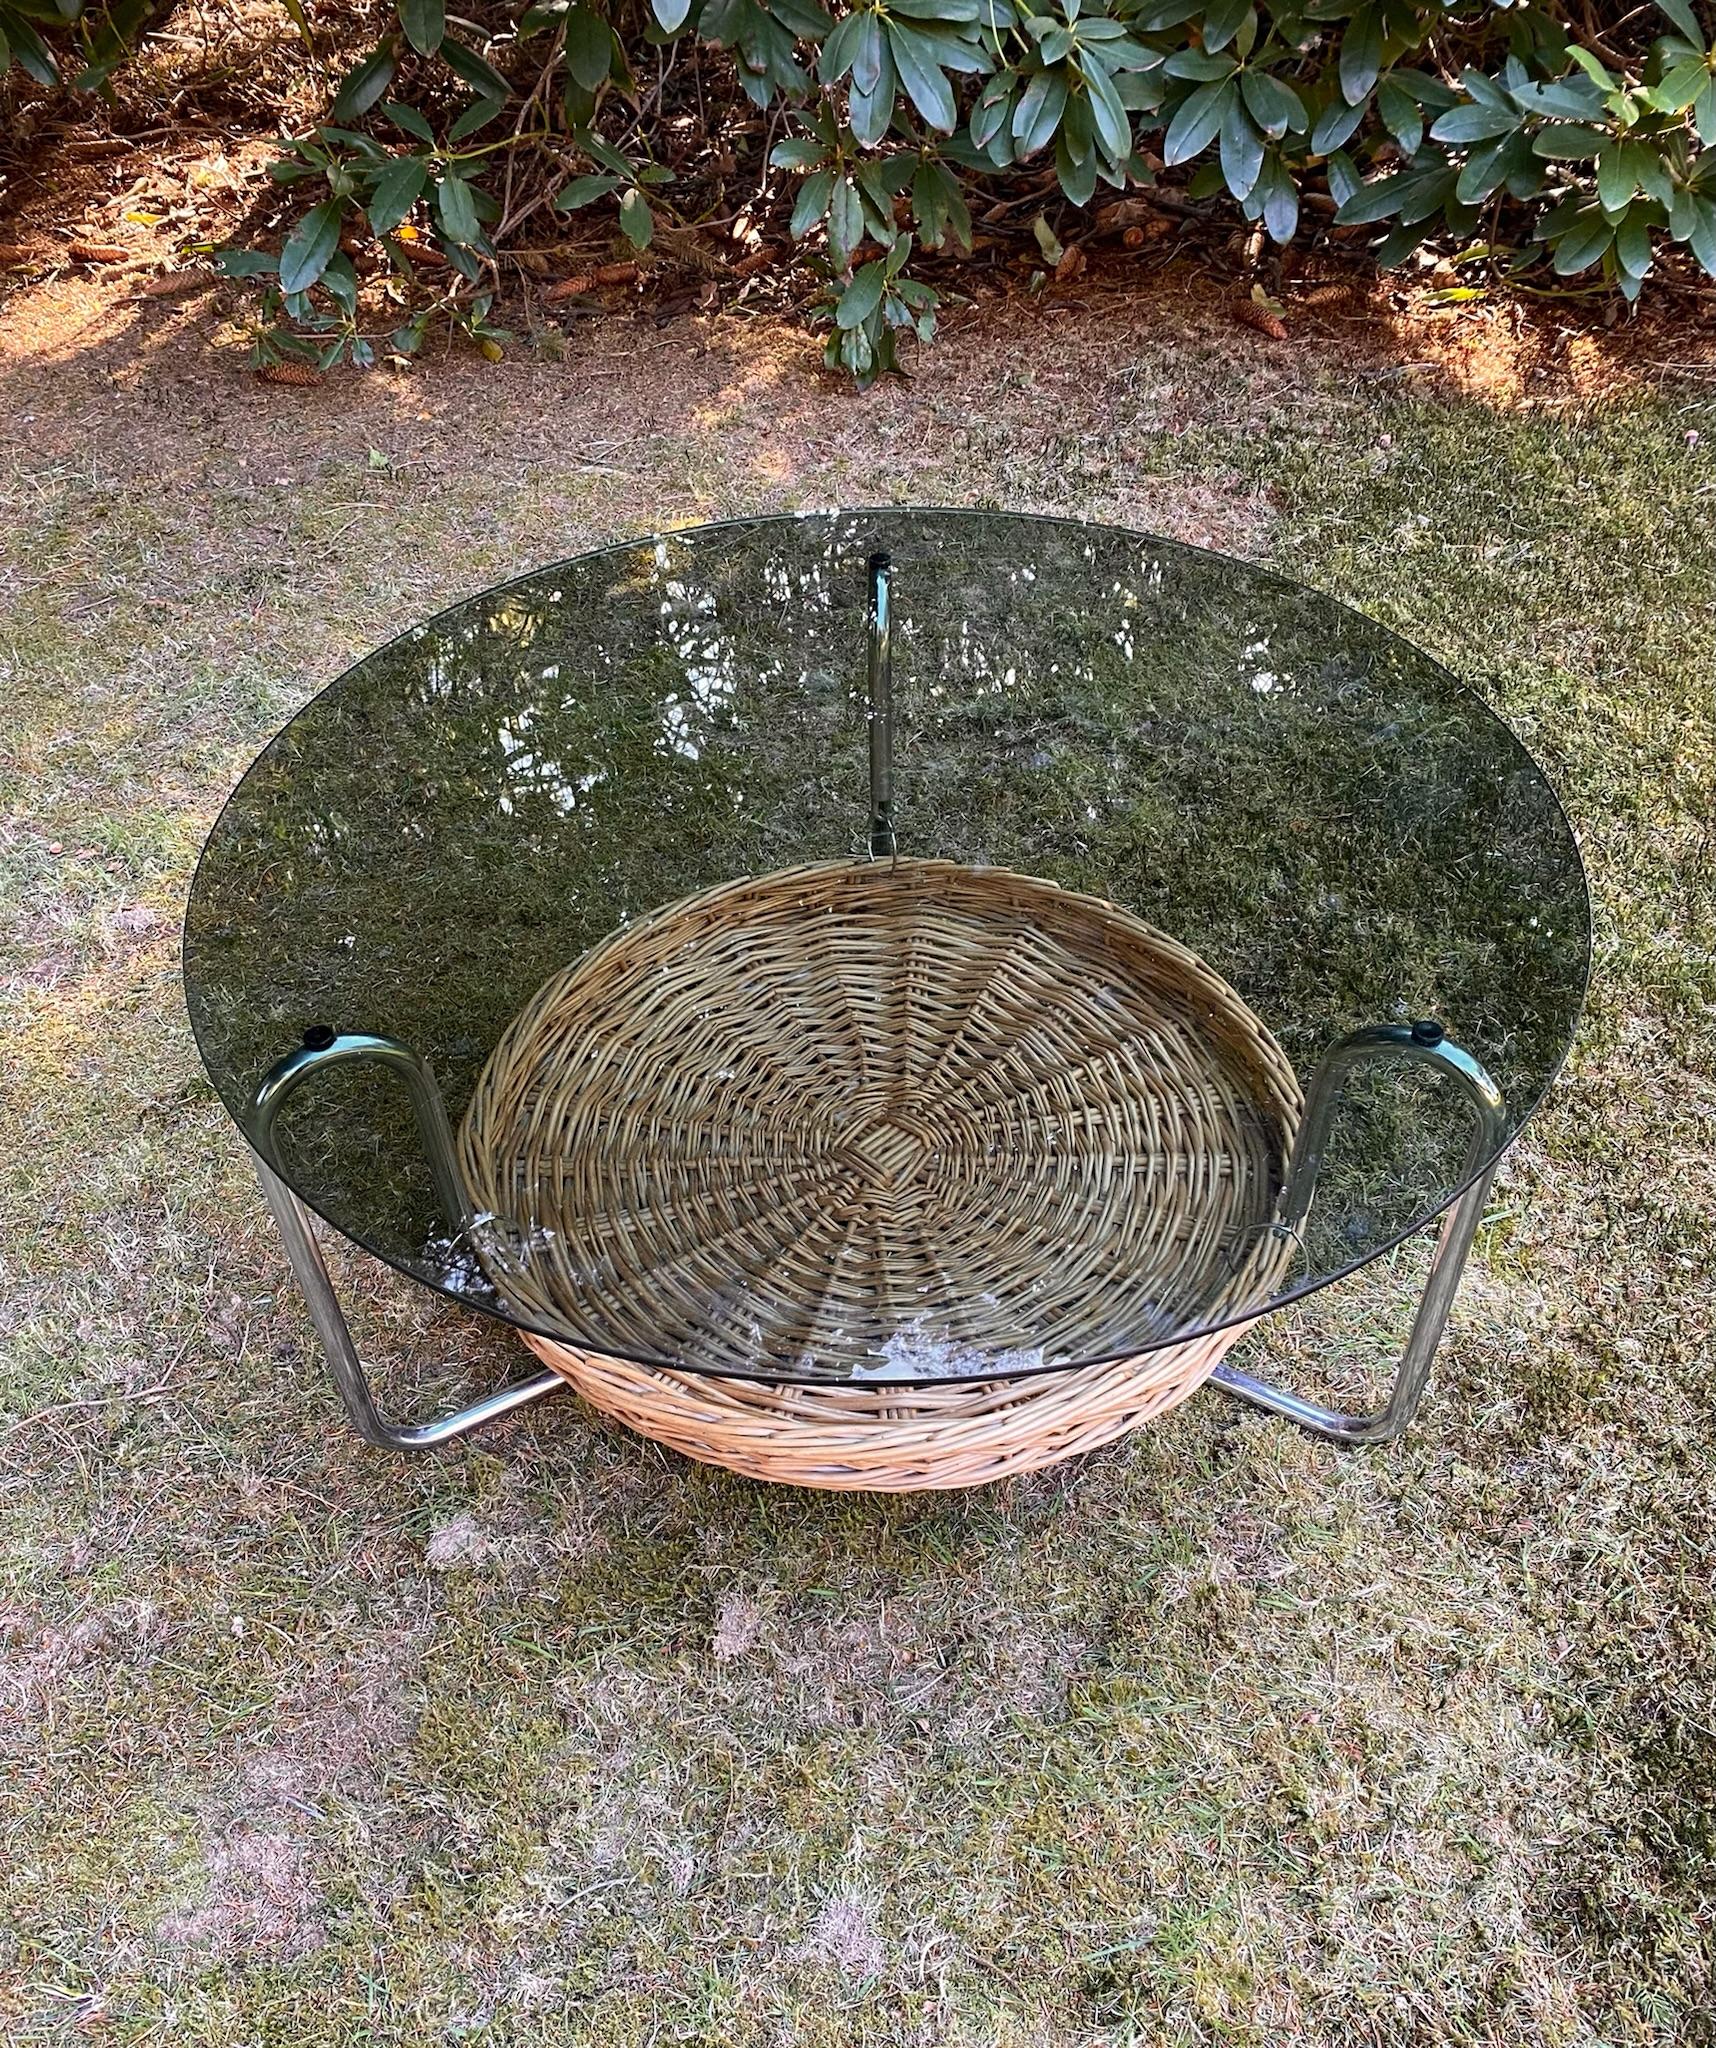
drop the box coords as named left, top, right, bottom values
left=0, top=1348, right=191, bottom=1447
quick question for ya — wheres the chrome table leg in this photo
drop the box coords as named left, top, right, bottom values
left=1211, top=1022, right=1507, bottom=1445
left=248, top=1031, right=565, bottom=1451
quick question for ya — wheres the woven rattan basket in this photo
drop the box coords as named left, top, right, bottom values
left=459, top=859, right=1302, bottom=1490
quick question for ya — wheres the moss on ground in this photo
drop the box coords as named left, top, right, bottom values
left=1, top=300, right=1711, bottom=2045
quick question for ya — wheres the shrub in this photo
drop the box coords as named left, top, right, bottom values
left=7, top=1, right=1716, bottom=378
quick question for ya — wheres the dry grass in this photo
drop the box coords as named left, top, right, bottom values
left=1, top=272, right=1712, bottom=2046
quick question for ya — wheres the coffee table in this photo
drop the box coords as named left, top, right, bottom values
left=183, top=511, right=1589, bottom=1486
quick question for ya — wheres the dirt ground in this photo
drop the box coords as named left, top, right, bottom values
left=2, top=249, right=1714, bottom=2048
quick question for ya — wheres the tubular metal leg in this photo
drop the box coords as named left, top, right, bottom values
left=252, top=1148, right=566, bottom=1451
left=1211, top=1021, right=1507, bottom=1445
left=246, top=1028, right=565, bottom=1451
left=1211, top=1158, right=1498, bottom=1443
left=867, top=550, right=896, bottom=859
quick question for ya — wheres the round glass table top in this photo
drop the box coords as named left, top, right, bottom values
left=184, top=510, right=1589, bottom=1387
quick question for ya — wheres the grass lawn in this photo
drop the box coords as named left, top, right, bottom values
left=1, top=281, right=1712, bottom=2046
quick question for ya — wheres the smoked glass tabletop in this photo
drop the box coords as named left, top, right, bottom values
left=184, top=510, right=1589, bottom=1386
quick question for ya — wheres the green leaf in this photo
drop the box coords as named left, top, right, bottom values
left=215, top=247, right=279, bottom=278
left=1239, top=68, right=1305, bottom=140
left=1698, top=80, right=1716, bottom=145
left=330, top=44, right=396, bottom=121
left=1258, top=157, right=1298, bottom=242
left=1516, top=76, right=1606, bottom=121
left=886, top=19, right=956, bottom=130
left=1551, top=213, right=1612, bottom=272
left=398, top=0, right=444, bottom=55
left=911, top=155, right=971, bottom=247
left=1566, top=46, right=1616, bottom=91
left=652, top=0, right=691, bottom=27
left=1201, top=0, right=1251, bottom=55
left=1531, top=124, right=1609, bottom=160
left=564, top=7, right=612, bottom=91
left=1163, top=77, right=1231, bottom=166
left=1396, top=164, right=1454, bottom=224
left=1083, top=58, right=1132, bottom=162
left=369, top=154, right=429, bottom=232
left=575, top=127, right=635, bottom=177
left=837, top=258, right=886, bottom=326
left=970, top=72, right=1014, bottom=150
left=1377, top=76, right=1421, bottom=154
left=1629, top=141, right=1676, bottom=208
left=279, top=199, right=344, bottom=293
left=848, top=41, right=897, bottom=146
left=1652, top=56, right=1708, bottom=113
left=829, top=173, right=863, bottom=266
left=442, top=35, right=510, bottom=101
left=790, top=167, right=834, bottom=237
left=1596, top=145, right=1635, bottom=212
left=1656, top=0, right=1703, bottom=42
left=1113, top=67, right=1163, bottom=113
left=1339, top=6, right=1381, bottom=108
left=320, top=250, right=359, bottom=317
left=1163, top=48, right=1236, bottom=81
left=1013, top=66, right=1069, bottom=155
left=618, top=185, right=653, bottom=248
left=1669, top=184, right=1698, bottom=241
left=1, top=12, right=57, bottom=84
left=1056, top=128, right=1098, bottom=202
left=382, top=99, right=436, bottom=142
left=819, top=6, right=866, bottom=83
left=554, top=172, right=622, bottom=207
left=1335, top=171, right=1411, bottom=225
left=1429, top=101, right=1517, bottom=144
left=1455, top=130, right=1527, bottom=205
left=1615, top=211, right=1653, bottom=276
left=851, top=8, right=884, bottom=94
left=449, top=95, right=506, bottom=139
left=1219, top=91, right=1263, bottom=196
left=1311, top=95, right=1363, bottom=152
left=435, top=171, right=481, bottom=244
left=1325, top=147, right=1360, bottom=207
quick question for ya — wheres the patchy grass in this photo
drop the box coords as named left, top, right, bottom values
left=1, top=285, right=1712, bottom=2046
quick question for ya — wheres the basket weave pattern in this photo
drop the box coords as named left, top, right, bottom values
left=460, top=859, right=1302, bottom=1489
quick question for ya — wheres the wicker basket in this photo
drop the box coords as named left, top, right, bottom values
left=459, top=859, right=1302, bottom=1490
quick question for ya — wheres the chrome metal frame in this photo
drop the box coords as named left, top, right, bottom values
left=1210, top=1022, right=1507, bottom=1444
left=867, top=551, right=896, bottom=859
left=248, top=1029, right=564, bottom=1451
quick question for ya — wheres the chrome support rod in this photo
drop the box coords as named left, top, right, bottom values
left=247, top=1030, right=566, bottom=1451
left=867, top=550, right=896, bottom=859
left=1211, top=1021, right=1507, bottom=1445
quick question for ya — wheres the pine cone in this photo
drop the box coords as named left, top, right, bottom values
left=1231, top=296, right=1289, bottom=343
left=68, top=239, right=131, bottom=263
left=258, top=360, right=324, bottom=388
